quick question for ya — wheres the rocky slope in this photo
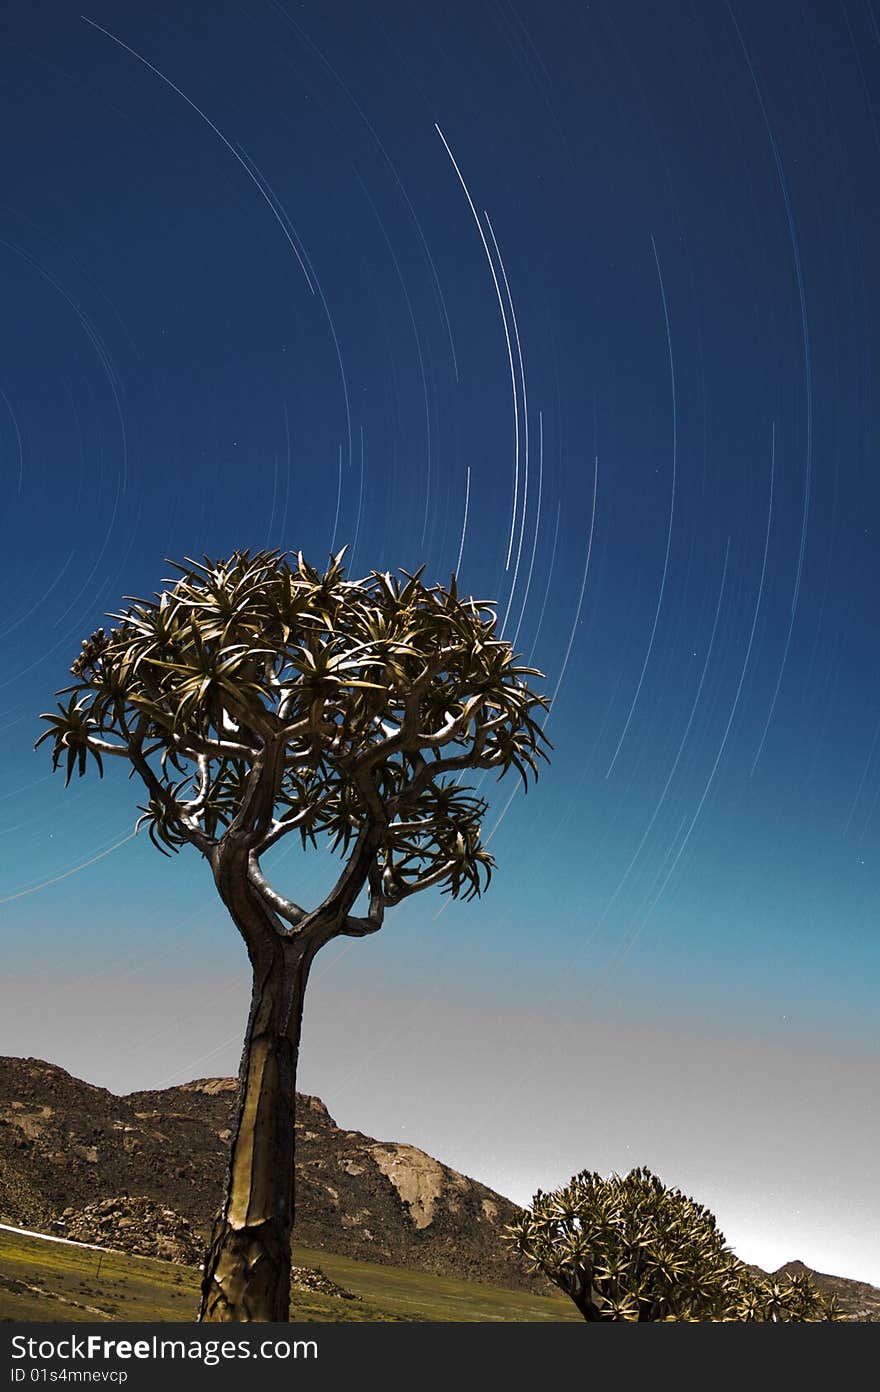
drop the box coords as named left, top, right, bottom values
left=0, top=1056, right=542, bottom=1292
left=767, top=1259, right=880, bottom=1323
left=57, top=1196, right=203, bottom=1265
left=2, top=1056, right=877, bottom=1316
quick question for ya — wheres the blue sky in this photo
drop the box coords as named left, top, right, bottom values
left=1, top=2, right=878, bottom=1285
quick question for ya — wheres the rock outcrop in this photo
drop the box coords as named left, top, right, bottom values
left=0, top=1056, right=542, bottom=1292
left=57, top=1196, right=202, bottom=1265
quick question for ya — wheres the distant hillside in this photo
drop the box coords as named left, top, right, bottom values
left=1, top=1056, right=877, bottom=1318
left=0, top=1056, right=545, bottom=1293
left=746, top=1259, right=880, bottom=1323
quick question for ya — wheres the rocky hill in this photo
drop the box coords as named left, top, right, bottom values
left=0, top=1056, right=543, bottom=1293
left=767, top=1260, right=880, bottom=1323
left=1, top=1056, right=877, bottom=1317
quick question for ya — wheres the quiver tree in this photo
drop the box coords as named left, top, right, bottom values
left=36, top=547, right=550, bottom=1322
left=505, top=1167, right=841, bottom=1322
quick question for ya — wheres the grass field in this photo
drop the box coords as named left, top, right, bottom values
left=0, top=1229, right=578, bottom=1323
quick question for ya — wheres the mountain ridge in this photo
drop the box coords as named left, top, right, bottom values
left=1, top=1055, right=877, bottom=1317
left=0, top=1055, right=544, bottom=1293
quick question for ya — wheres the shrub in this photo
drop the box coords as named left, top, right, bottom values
left=505, top=1166, right=840, bottom=1321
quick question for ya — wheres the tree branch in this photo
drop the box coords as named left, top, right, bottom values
left=388, top=724, right=488, bottom=814
left=170, top=729, right=257, bottom=761
left=304, top=819, right=384, bottom=932
left=127, top=689, right=258, bottom=760
left=224, top=735, right=288, bottom=849
left=126, top=717, right=216, bottom=857
left=83, top=736, right=131, bottom=758
left=253, top=808, right=315, bottom=854
left=383, top=859, right=456, bottom=904
left=181, top=754, right=212, bottom=816
left=246, top=851, right=307, bottom=931
left=337, top=863, right=386, bottom=937
left=352, top=649, right=454, bottom=773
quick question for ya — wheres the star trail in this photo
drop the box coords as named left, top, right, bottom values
left=1, top=2, right=878, bottom=1285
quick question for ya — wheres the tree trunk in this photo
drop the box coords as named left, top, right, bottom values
left=198, top=934, right=312, bottom=1322
left=555, top=1269, right=606, bottom=1320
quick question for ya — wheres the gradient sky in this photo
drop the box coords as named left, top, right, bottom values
left=1, top=2, right=878, bottom=1286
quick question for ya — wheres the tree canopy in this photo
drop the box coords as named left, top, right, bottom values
left=37, top=547, right=550, bottom=939
left=505, top=1166, right=840, bottom=1322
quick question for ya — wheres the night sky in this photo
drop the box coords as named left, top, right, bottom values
left=1, top=2, right=878, bottom=1286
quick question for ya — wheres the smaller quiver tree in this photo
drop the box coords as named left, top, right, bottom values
left=36, top=548, right=550, bottom=1322
left=505, top=1167, right=841, bottom=1321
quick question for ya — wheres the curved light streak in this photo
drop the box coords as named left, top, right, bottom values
left=353, top=165, right=433, bottom=547
left=455, top=465, right=471, bottom=578
left=511, top=410, right=545, bottom=651
left=81, top=16, right=315, bottom=294
left=726, top=4, right=814, bottom=775
left=0, top=830, right=137, bottom=905
left=485, top=212, right=530, bottom=636
left=435, top=124, right=520, bottom=570
left=619, top=434, right=776, bottom=959
left=606, top=234, right=677, bottom=778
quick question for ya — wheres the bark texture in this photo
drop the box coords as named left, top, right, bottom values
left=198, top=932, right=311, bottom=1322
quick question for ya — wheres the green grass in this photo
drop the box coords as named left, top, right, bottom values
left=0, top=1232, right=193, bottom=1322
left=0, top=1229, right=578, bottom=1323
